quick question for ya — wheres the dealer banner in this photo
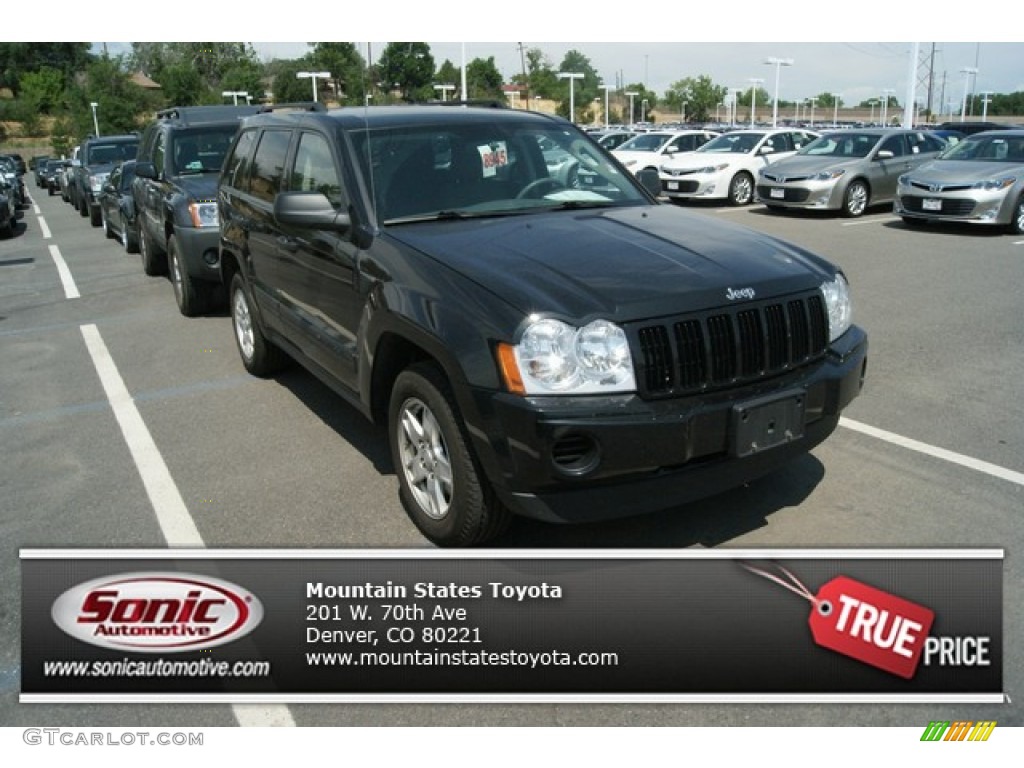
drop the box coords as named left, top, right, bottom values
left=20, top=549, right=1004, bottom=702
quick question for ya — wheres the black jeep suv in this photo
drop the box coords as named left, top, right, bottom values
left=72, top=134, right=140, bottom=226
left=218, top=103, right=868, bottom=547
left=133, top=105, right=258, bottom=315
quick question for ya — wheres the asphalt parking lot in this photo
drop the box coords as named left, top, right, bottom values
left=1, top=187, right=1021, bottom=727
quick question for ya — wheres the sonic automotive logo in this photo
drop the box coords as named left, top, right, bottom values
left=51, top=573, right=263, bottom=653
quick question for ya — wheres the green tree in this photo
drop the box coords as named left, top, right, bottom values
left=128, top=43, right=263, bottom=105
left=434, top=60, right=460, bottom=100
left=0, top=42, right=92, bottom=97
left=310, top=42, right=366, bottom=105
left=664, top=75, right=727, bottom=123
left=272, top=59, right=319, bottom=103
left=466, top=57, right=504, bottom=101
left=17, top=66, right=66, bottom=118
left=378, top=42, right=435, bottom=101
left=66, top=54, right=151, bottom=137
left=554, top=50, right=602, bottom=122
left=525, top=48, right=557, bottom=99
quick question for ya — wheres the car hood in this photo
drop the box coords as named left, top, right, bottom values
left=170, top=173, right=219, bottom=200
left=661, top=150, right=746, bottom=172
left=385, top=205, right=834, bottom=323
left=905, top=159, right=1024, bottom=184
left=759, top=155, right=867, bottom=177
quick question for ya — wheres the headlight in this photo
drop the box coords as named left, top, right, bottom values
left=811, top=169, right=845, bottom=181
left=971, top=176, right=1016, bottom=192
left=188, top=201, right=218, bottom=227
left=499, top=318, right=635, bottom=395
left=697, top=163, right=730, bottom=174
left=820, top=273, right=852, bottom=343
left=897, top=174, right=910, bottom=186
left=89, top=173, right=109, bottom=192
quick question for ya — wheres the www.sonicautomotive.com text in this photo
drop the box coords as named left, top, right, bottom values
left=42, top=658, right=271, bottom=678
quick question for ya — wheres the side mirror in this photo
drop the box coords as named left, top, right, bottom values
left=274, top=191, right=352, bottom=233
left=759, top=145, right=775, bottom=155
left=135, top=161, right=157, bottom=179
left=636, top=168, right=661, bottom=198
left=875, top=150, right=895, bottom=160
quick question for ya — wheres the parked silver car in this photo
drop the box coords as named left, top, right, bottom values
left=757, top=129, right=947, bottom=217
left=894, top=129, right=1024, bottom=233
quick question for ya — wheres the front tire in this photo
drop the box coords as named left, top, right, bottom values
left=389, top=363, right=511, bottom=547
left=1010, top=194, right=1024, bottom=235
left=842, top=180, right=869, bottom=217
left=728, top=172, right=754, bottom=206
left=122, top=214, right=139, bottom=253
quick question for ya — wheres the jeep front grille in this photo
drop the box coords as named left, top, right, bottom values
left=632, top=290, right=828, bottom=397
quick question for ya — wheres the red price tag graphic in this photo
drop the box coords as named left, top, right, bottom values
left=743, top=565, right=935, bottom=679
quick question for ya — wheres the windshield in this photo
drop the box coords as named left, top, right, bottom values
left=171, top=127, right=238, bottom=174
left=87, top=142, right=138, bottom=165
left=697, top=132, right=766, bottom=154
left=351, top=119, right=649, bottom=224
left=937, top=133, right=1024, bottom=163
left=797, top=133, right=878, bottom=158
left=615, top=133, right=673, bottom=153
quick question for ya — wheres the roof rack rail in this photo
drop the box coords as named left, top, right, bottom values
left=154, top=105, right=260, bottom=125
left=257, top=102, right=327, bottom=113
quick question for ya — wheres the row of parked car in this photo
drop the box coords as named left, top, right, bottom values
left=23, top=103, right=1021, bottom=545
left=599, top=122, right=1024, bottom=231
left=28, top=100, right=872, bottom=547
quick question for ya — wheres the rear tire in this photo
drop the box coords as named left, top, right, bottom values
left=229, top=273, right=288, bottom=377
left=389, top=363, right=511, bottom=547
left=140, top=227, right=166, bottom=276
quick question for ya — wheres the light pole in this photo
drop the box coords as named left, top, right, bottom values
left=980, top=90, right=993, bottom=120
left=433, top=83, right=455, bottom=102
left=599, top=82, right=612, bottom=129
left=222, top=90, right=249, bottom=106
left=764, top=57, right=793, bottom=128
left=680, top=98, right=688, bottom=124
left=558, top=72, right=584, bottom=124
left=297, top=71, right=331, bottom=103
left=807, top=97, right=817, bottom=127
left=833, top=94, right=841, bottom=128
left=960, top=67, right=978, bottom=122
left=641, top=98, right=649, bottom=123
left=748, top=78, right=764, bottom=128
left=89, top=102, right=99, bottom=137
left=625, top=91, right=639, bottom=127
left=881, top=89, right=895, bottom=126
left=868, top=100, right=878, bottom=124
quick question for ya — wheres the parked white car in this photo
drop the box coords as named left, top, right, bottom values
left=612, top=130, right=719, bottom=176
left=659, top=128, right=820, bottom=205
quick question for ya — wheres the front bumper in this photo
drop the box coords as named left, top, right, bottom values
left=173, top=226, right=222, bottom=281
left=756, top=180, right=844, bottom=210
left=894, top=187, right=1014, bottom=226
left=661, top=171, right=727, bottom=200
left=471, top=325, right=867, bottom=524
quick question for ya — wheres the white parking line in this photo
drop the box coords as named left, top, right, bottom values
left=79, top=323, right=296, bottom=728
left=48, top=245, right=79, bottom=299
left=38, top=216, right=51, bottom=239
left=840, top=417, right=1024, bottom=487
